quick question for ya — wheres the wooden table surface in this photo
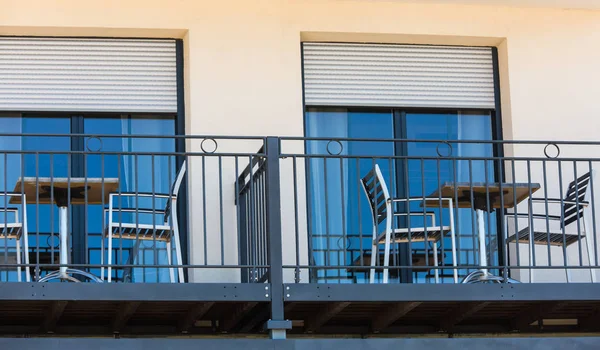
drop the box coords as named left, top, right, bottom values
left=423, top=182, right=541, bottom=210
left=10, top=177, right=119, bottom=205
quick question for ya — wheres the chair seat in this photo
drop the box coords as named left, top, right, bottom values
left=0, top=223, right=23, bottom=239
left=377, top=226, right=449, bottom=244
left=105, top=223, right=173, bottom=242
left=508, top=227, right=583, bottom=247
left=352, top=250, right=445, bottom=273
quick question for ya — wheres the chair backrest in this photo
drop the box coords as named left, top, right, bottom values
left=163, top=160, right=187, bottom=222
left=171, top=160, right=187, bottom=197
left=360, top=164, right=391, bottom=226
left=562, top=170, right=594, bottom=229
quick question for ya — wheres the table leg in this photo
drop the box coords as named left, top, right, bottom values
left=448, top=199, right=458, bottom=283
left=38, top=204, right=103, bottom=283
left=476, top=209, right=487, bottom=275
left=59, top=206, right=68, bottom=279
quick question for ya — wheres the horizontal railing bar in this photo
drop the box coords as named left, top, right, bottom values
left=2, top=264, right=270, bottom=268
left=0, top=150, right=264, bottom=156
left=0, top=133, right=267, bottom=140
left=283, top=265, right=600, bottom=270
left=280, top=154, right=600, bottom=161
left=281, top=136, right=600, bottom=145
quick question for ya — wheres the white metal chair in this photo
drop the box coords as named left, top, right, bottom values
left=102, top=160, right=186, bottom=283
left=361, top=165, right=457, bottom=284
left=507, top=171, right=597, bottom=283
left=0, top=193, right=30, bottom=282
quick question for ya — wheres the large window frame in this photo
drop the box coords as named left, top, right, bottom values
left=300, top=43, right=505, bottom=283
left=0, top=38, right=188, bottom=281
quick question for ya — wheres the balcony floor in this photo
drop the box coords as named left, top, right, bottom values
left=0, top=283, right=600, bottom=336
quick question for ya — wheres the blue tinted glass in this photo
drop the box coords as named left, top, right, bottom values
left=405, top=111, right=496, bottom=281
left=0, top=116, right=71, bottom=282
left=305, top=109, right=496, bottom=284
left=306, top=108, right=394, bottom=283
left=84, top=116, right=176, bottom=282
left=0, top=115, right=176, bottom=282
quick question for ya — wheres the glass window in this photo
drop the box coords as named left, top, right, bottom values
left=305, top=108, right=497, bottom=283
left=404, top=111, right=496, bottom=282
left=306, top=108, right=394, bottom=283
left=84, top=116, right=176, bottom=283
left=0, top=114, right=176, bottom=282
left=0, top=115, right=71, bottom=282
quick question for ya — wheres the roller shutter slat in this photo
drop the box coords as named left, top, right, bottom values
left=303, top=43, right=495, bottom=109
left=0, top=37, right=177, bottom=113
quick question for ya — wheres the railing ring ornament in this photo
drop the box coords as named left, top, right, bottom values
left=326, top=140, right=343, bottom=155
left=201, top=138, right=218, bottom=154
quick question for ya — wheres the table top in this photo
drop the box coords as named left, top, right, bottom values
left=10, top=177, right=119, bottom=205
left=424, top=182, right=541, bottom=210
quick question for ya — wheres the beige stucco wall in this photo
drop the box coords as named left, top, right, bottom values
left=2, top=0, right=600, bottom=283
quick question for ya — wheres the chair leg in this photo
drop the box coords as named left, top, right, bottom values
left=369, top=224, right=378, bottom=284
left=585, top=237, right=596, bottom=283
left=15, top=236, right=22, bottom=282
left=100, top=231, right=105, bottom=281
left=584, top=218, right=596, bottom=283
left=528, top=240, right=534, bottom=283
left=433, top=241, right=439, bottom=284
left=21, top=198, right=31, bottom=282
left=564, top=246, right=571, bottom=283
left=23, top=230, right=30, bottom=283
left=166, top=240, right=174, bottom=283
left=107, top=227, right=113, bottom=283
left=171, top=230, right=185, bottom=283
left=169, top=202, right=185, bottom=283
left=382, top=227, right=392, bottom=284
left=382, top=238, right=390, bottom=284
left=369, top=243, right=378, bottom=284
left=448, top=204, right=458, bottom=284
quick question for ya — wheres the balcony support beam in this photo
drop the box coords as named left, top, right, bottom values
left=440, top=302, right=491, bottom=332
left=510, top=302, right=568, bottom=331
left=305, top=302, right=351, bottom=333
left=238, top=304, right=270, bottom=333
left=178, top=302, right=215, bottom=333
left=221, top=302, right=258, bottom=332
left=371, top=302, right=421, bottom=332
left=578, top=306, right=600, bottom=331
left=112, top=301, right=141, bottom=333
left=40, top=300, right=68, bottom=333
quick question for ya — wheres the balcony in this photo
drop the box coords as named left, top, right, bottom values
left=0, top=134, right=600, bottom=337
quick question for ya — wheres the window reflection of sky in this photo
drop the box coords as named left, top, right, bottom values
left=306, top=108, right=496, bottom=284
left=0, top=115, right=176, bottom=282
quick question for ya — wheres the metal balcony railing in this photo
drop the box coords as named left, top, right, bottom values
left=0, top=133, right=270, bottom=283
left=278, top=137, right=600, bottom=285
left=0, top=134, right=598, bottom=286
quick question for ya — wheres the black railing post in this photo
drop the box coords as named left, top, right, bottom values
left=264, top=137, right=291, bottom=339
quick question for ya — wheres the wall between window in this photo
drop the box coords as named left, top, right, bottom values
left=2, top=0, right=600, bottom=283
left=1, top=1, right=598, bottom=138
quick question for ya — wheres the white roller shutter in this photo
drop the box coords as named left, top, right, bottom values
left=303, top=43, right=495, bottom=109
left=0, top=37, right=177, bottom=113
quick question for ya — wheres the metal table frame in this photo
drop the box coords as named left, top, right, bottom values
left=426, top=182, right=541, bottom=283
left=12, top=177, right=119, bottom=283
